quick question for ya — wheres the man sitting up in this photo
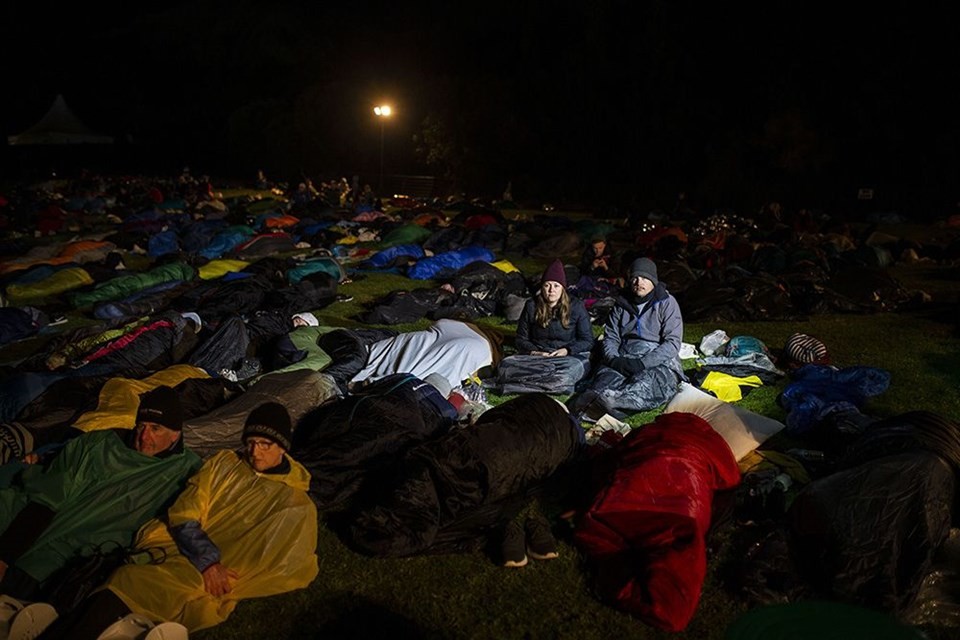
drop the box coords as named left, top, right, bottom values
left=39, top=402, right=319, bottom=639
left=572, top=257, right=684, bottom=418
left=0, top=386, right=201, bottom=600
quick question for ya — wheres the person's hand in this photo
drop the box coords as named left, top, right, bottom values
left=624, top=358, right=646, bottom=374
left=547, top=348, right=569, bottom=357
left=201, top=562, right=238, bottom=597
left=530, top=350, right=550, bottom=356
left=610, top=357, right=644, bottom=375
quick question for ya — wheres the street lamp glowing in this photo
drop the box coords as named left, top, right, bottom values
left=373, top=105, right=393, bottom=191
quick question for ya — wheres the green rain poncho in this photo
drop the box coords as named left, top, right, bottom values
left=0, top=430, right=201, bottom=586
left=107, top=450, right=319, bottom=631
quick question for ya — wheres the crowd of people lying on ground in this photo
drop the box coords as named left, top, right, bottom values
left=0, top=171, right=959, bottom=638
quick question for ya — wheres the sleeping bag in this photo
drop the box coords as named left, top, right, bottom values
left=574, top=411, right=740, bottom=632
left=350, top=394, right=581, bottom=556
left=291, top=374, right=454, bottom=510
left=183, top=369, right=339, bottom=459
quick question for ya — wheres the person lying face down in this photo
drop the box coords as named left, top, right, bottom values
left=42, top=402, right=319, bottom=637
left=0, top=386, right=200, bottom=601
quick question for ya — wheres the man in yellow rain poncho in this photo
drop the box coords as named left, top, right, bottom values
left=41, top=402, right=319, bottom=638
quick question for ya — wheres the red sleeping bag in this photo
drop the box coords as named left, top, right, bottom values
left=574, top=412, right=740, bottom=632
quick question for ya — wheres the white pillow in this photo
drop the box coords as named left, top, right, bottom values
left=664, top=382, right=785, bottom=461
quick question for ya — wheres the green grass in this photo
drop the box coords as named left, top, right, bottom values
left=195, top=258, right=959, bottom=640
left=3, top=229, right=959, bottom=639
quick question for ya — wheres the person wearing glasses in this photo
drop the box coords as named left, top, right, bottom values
left=39, top=402, right=318, bottom=638
left=572, top=257, right=684, bottom=418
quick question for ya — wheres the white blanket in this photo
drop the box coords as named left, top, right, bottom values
left=351, top=319, right=493, bottom=390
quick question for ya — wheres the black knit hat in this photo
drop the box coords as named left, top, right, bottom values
left=136, top=386, right=184, bottom=431
left=243, top=402, right=293, bottom=450
left=628, top=257, right=659, bottom=285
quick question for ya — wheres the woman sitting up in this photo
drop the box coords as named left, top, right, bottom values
left=493, top=259, right=594, bottom=395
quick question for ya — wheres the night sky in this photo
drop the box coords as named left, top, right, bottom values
left=1, top=1, right=956, bottom=213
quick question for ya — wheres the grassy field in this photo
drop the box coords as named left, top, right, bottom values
left=2, top=215, right=958, bottom=639
left=197, top=258, right=958, bottom=639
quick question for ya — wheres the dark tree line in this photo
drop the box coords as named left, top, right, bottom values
left=2, top=1, right=958, bottom=215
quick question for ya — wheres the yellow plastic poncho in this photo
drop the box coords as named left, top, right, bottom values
left=107, top=450, right=319, bottom=631
left=73, top=365, right=210, bottom=433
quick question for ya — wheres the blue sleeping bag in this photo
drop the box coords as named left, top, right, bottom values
left=366, top=244, right=425, bottom=269
left=779, top=364, right=891, bottom=434
left=407, top=246, right=495, bottom=280
left=198, top=226, right=255, bottom=260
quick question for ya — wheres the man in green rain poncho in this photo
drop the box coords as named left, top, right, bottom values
left=0, top=385, right=201, bottom=600
left=38, top=402, right=318, bottom=639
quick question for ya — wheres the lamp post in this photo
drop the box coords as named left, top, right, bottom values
left=373, top=104, right=392, bottom=193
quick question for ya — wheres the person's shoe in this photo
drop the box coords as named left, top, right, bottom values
left=7, top=602, right=58, bottom=640
left=233, top=358, right=262, bottom=381
left=144, top=621, right=189, bottom=640
left=501, top=520, right=528, bottom=568
left=1, top=595, right=25, bottom=639
left=95, top=612, right=154, bottom=640
left=566, top=390, right=596, bottom=413
left=525, top=514, right=559, bottom=561
left=581, top=400, right=608, bottom=423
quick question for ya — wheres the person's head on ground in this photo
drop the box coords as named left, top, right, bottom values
left=135, top=386, right=184, bottom=456
left=243, top=402, right=292, bottom=472
left=292, top=311, right=319, bottom=328
left=537, top=259, right=571, bottom=328
left=627, top=257, right=658, bottom=299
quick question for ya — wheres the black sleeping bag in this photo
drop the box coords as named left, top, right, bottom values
left=316, top=329, right=369, bottom=392
left=349, top=393, right=582, bottom=557
left=788, top=411, right=960, bottom=613
left=291, top=374, right=454, bottom=511
left=262, top=273, right=338, bottom=316
left=188, top=316, right=250, bottom=374
left=788, top=451, right=954, bottom=613
left=173, top=273, right=275, bottom=324
left=0, top=308, right=46, bottom=346
left=358, top=288, right=452, bottom=325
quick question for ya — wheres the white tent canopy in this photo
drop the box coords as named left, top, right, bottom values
left=7, top=94, right=114, bottom=145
